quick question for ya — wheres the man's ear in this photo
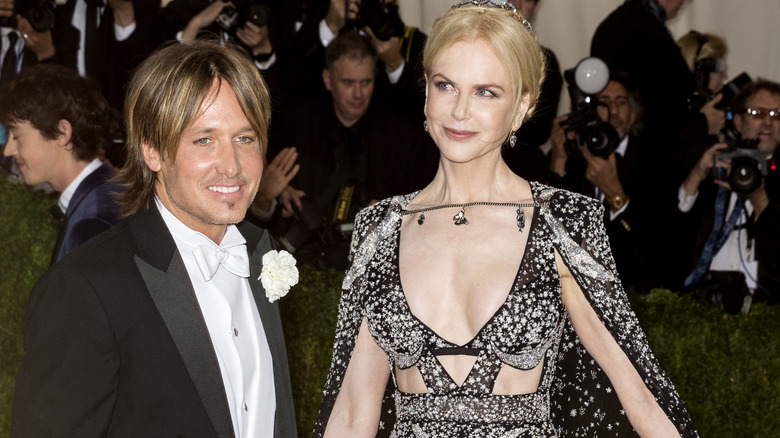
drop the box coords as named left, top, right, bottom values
left=56, top=120, right=73, bottom=148
left=322, top=68, right=332, bottom=91
left=511, top=94, right=532, bottom=132
left=142, top=143, right=162, bottom=172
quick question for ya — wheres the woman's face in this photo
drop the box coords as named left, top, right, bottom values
left=424, top=39, right=526, bottom=164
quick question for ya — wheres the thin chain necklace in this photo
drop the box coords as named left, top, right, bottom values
left=401, top=201, right=538, bottom=233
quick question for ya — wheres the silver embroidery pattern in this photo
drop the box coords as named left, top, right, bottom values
left=314, top=183, right=698, bottom=438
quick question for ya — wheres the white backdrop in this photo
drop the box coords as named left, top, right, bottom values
left=397, top=0, right=780, bottom=114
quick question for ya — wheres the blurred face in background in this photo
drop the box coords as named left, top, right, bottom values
left=323, top=56, right=376, bottom=127
left=596, top=80, right=635, bottom=140
left=735, top=90, right=780, bottom=157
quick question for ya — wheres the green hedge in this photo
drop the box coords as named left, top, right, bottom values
left=1, top=176, right=778, bottom=437
left=0, top=177, right=57, bottom=436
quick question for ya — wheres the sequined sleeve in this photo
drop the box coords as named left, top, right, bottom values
left=538, top=186, right=698, bottom=437
left=313, top=199, right=395, bottom=437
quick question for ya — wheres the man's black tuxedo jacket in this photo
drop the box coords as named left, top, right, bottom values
left=12, top=204, right=297, bottom=437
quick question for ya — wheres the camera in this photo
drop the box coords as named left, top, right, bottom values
left=348, top=0, right=404, bottom=41
left=698, top=270, right=752, bottom=315
left=216, top=0, right=271, bottom=36
left=712, top=137, right=766, bottom=195
left=688, top=72, right=752, bottom=113
left=0, top=0, right=56, bottom=32
left=560, top=57, right=620, bottom=159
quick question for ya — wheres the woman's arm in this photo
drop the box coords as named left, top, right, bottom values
left=323, top=317, right=390, bottom=437
left=557, top=251, right=680, bottom=438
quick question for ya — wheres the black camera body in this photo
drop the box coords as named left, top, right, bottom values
left=349, top=0, right=404, bottom=41
left=0, top=0, right=56, bottom=33
left=688, top=72, right=752, bottom=113
left=561, top=58, right=619, bottom=159
left=216, top=1, right=271, bottom=36
left=712, top=138, right=767, bottom=195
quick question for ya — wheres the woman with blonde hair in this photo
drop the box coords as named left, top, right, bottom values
left=314, top=2, right=697, bottom=436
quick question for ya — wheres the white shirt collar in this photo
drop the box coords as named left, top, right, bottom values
left=58, top=158, right=103, bottom=213
left=615, top=135, right=629, bottom=157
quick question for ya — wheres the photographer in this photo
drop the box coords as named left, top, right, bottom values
left=288, top=0, right=427, bottom=121
left=680, top=79, right=780, bottom=307
left=549, top=73, right=667, bottom=289
left=162, top=0, right=287, bottom=106
left=0, top=0, right=78, bottom=83
left=261, top=31, right=436, bottom=270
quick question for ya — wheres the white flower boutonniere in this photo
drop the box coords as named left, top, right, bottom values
left=259, top=250, right=299, bottom=302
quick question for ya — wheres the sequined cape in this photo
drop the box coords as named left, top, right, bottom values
left=314, top=182, right=697, bottom=437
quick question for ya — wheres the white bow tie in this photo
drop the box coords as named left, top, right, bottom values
left=192, top=243, right=250, bottom=281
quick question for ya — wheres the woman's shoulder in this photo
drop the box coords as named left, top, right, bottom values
left=531, top=182, right=604, bottom=217
left=355, top=192, right=418, bottom=225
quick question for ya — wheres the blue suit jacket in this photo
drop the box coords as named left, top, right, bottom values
left=52, top=162, right=123, bottom=263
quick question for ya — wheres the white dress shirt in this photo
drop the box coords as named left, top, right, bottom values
left=156, top=197, right=276, bottom=437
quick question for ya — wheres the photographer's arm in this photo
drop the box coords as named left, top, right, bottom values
left=181, top=1, right=230, bottom=42
left=681, top=142, right=729, bottom=198
left=581, top=147, right=627, bottom=215
left=699, top=94, right=725, bottom=136
left=16, top=16, right=55, bottom=61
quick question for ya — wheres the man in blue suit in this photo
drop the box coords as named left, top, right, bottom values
left=0, top=64, right=122, bottom=263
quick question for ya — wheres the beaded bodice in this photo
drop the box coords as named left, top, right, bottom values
left=365, top=205, right=565, bottom=398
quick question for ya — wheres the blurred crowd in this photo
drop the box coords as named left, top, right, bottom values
left=0, top=0, right=777, bottom=310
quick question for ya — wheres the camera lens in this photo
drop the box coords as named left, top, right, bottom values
left=27, top=5, right=55, bottom=32
left=728, top=157, right=762, bottom=194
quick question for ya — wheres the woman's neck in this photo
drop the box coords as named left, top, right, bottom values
left=418, top=155, right=530, bottom=206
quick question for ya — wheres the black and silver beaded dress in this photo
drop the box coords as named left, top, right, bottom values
left=314, top=183, right=697, bottom=437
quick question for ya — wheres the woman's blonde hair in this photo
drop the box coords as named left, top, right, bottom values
left=422, top=6, right=545, bottom=137
left=115, top=39, right=271, bottom=217
left=677, top=31, right=727, bottom=73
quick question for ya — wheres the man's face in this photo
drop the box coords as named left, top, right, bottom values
left=144, top=80, right=263, bottom=243
left=3, top=120, right=67, bottom=190
left=596, top=80, right=635, bottom=140
left=735, top=89, right=780, bottom=157
left=323, top=56, right=375, bottom=127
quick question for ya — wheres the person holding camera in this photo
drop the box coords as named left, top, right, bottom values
left=0, top=0, right=78, bottom=84
left=548, top=73, right=665, bottom=289
left=162, top=0, right=288, bottom=107
left=679, top=79, right=780, bottom=307
left=288, top=0, right=427, bottom=121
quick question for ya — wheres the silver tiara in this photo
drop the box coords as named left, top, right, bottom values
left=451, top=0, right=534, bottom=32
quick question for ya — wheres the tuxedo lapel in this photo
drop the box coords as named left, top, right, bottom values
left=239, top=223, right=297, bottom=438
left=130, top=206, right=235, bottom=438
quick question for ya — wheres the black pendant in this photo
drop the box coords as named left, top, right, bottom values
left=417, top=213, right=425, bottom=225
left=517, top=207, right=525, bottom=233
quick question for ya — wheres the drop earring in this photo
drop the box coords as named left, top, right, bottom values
left=423, top=120, right=429, bottom=132
left=509, top=134, right=517, bottom=148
